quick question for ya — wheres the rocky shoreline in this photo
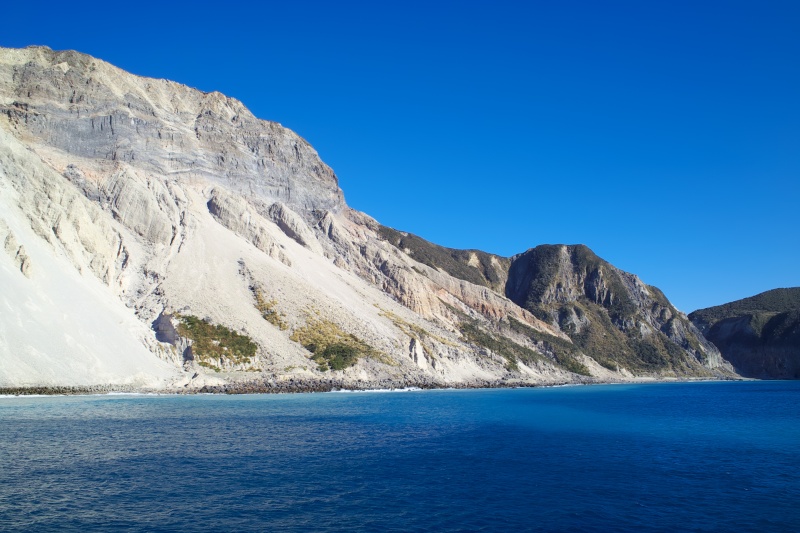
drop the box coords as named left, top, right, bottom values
left=0, top=374, right=741, bottom=397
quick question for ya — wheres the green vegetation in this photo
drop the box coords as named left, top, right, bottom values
left=689, top=289, right=800, bottom=369
left=381, top=310, right=430, bottom=340
left=197, top=361, right=221, bottom=372
left=458, top=320, right=543, bottom=371
left=689, top=288, right=800, bottom=324
left=505, top=243, right=696, bottom=374
left=628, top=337, right=675, bottom=369
left=685, top=289, right=800, bottom=379
left=176, top=315, right=258, bottom=368
left=506, top=317, right=591, bottom=376
left=506, top=244, right=562, bottom=309
left=291, top=319, right=378, bottom=371
left=380, top=310, right=455, bottom=358
left=528, top=307, right=555, bottom=323
left=646, top=285, right=673, bottom=311
left=558, top=302, right=684, bottom=373
left=596, top=359, right=619, bottom=371
left=378, top=225, right=510, bottom=291
left=507, top=317, right=576, bottom=356
left=556, top=354, right=592, bottom=376
left=253, top=288, right=288, bottom=330
left=762, top=309, right=800, bottom=341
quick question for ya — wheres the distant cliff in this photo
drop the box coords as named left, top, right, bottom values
left=689, top=288, right=800, bottom=379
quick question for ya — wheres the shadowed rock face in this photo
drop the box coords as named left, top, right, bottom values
left=0, top=46, right=737, bottom=390
left=690, top=289, right=800, bottom=379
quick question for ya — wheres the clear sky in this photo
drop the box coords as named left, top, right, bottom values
left=3, top=0, right=798, bottom=312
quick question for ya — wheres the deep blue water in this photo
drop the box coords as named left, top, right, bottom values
left=1, top=381, right=798, bottom=532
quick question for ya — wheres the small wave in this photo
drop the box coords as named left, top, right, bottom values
left=0, top=394, right=53, bottom=399
left=102, top=392, right=164, bottom=396
left=0, top=391, right=175, bottom=399
left=327, top=387, right=423, bottom=394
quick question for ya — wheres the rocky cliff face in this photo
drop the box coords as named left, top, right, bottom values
left=689, top=288, right=800, bottom=379
left=505, top=245, right=729, bottom=375
left=1, top=47, right=343, bottom=219
left=0, top=46, right=736, bottom=391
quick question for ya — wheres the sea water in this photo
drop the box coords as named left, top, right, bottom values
left=0, top=381, right=798, bottom=532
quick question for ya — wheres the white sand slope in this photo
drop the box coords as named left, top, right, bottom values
left=0, top=197, right=178, bottom=388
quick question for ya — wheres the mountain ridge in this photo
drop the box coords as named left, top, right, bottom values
left=0, top=45, right=735, bottom=391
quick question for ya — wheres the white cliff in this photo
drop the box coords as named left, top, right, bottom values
left=0, top=46, right=734, bottom=391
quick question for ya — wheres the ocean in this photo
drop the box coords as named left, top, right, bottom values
left=1, top=381, right=798, bottom=532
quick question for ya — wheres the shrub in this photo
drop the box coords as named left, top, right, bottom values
left=253, top=288, right=288, bottom=330
left=554, top=354, right=591, bottom=376
left=176, top=314, right=258, bottom=368
left=506, top=317, right=590, bottom=375
left=290, top=319, right=376, bottom=372
left=378, top=225, right=510, bottom=291
left=458, top=320, right=543, bottom=371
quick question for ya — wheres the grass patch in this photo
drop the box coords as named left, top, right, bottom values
left=554, top=354, right=591, bottom=376
left=380, top=309, right=455, bottom=355
left=597, top=359, right=619, bottom=371
left=252, top=288, right=288, bottom=330
left=379, top=225, right=509, bottom=292
left=507, top=317, right=576, bottom=355
left=458, top=320, right=543, bottom=371
left=507, top=317, right=590, bottom=376
left=438, top=298, right=473, bottom=322
left=291, top=319, right=378, bottom=371
left=198, top=361, right=221, bottom=372
left=689, top=287, right=800, bottom=325
left=176, top=314, right=258, bottom=368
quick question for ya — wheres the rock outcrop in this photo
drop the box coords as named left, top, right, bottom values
left=504, top=244, right=730, bottom=376
left=2, top=222, right=32, bottom=277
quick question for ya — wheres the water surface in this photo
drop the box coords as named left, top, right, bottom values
left=1, top=381, right=798, bottom=531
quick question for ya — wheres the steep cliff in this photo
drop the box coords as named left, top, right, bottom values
left=505, top=245, right=729, bottom=376
left=0, top=46, right=736, bottom=390
left=689, top=288, right=800, bottom=378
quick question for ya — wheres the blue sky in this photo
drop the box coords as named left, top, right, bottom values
left=3, top=1, right=798, bottom=312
